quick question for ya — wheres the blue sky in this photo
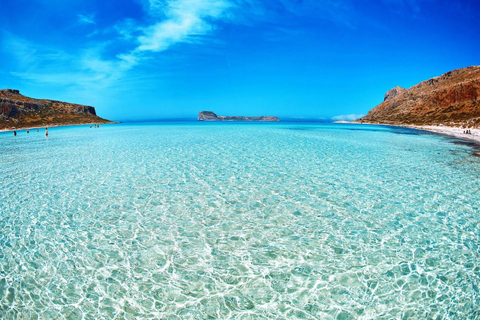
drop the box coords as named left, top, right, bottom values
left=0, top=0, right=479, bottom=121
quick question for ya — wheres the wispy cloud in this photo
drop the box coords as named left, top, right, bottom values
left=8, top=0, right=235, bottom=89
left=114, top=0, right=355, bottom=72
left=231, top=0, right=354, bottom=27
left=381, top=0, right=432, bottom=15
left=133, top=0, right=232, bottom=52
left=114, top=19, right=141, bottom=40
left=3, top=32, right=125, bottom=88
left=1, top=33, right=38, bottom=70
left=78, top=13, right=96, bottom=25
left=6, top=0, right=357, bottom=90
left=332, top=113, right=365, bottom=121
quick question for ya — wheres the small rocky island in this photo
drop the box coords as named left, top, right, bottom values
left=198, top=111, right=279, bottom=121
left=356, top=66, right=480, bottom=128
left=0, top=89, right=113, bottom=130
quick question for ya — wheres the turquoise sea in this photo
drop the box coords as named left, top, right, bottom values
left=1, top=122, right=479, bottom=319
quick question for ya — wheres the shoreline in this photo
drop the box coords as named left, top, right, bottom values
left=406, top=125, right=480, bottom=144
left=350, top=121, right=480, bottom=144
left=3, top=121, right=479, bottom=145
left=0, top=121, right=117, bottom=133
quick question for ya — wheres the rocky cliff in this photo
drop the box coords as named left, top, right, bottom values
left=357, top=66, right=480, bottom=128
left=198, top=111, right=279, bottom=121
left=0, top=89, right=113, bottom=130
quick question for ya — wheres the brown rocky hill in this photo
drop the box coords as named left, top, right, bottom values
left=357, top=66, right=480, bottom=128
left=0, top=89, right=114, bottom=130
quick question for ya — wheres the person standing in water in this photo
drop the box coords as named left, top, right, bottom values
left=45, top=128, right=49, bottom=137
left=13, top=130, right=17, bottom=136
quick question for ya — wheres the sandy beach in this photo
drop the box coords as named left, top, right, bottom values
left=409, top=125, right=480, bottom=144
left=341, top=121, right=480, bottom=145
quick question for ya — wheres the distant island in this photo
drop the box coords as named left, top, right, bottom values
left=0, top=89, right=114, bottom=130
left=356, top=66, right=480, bottom=128
left=198, top=111, right=279, bottom=121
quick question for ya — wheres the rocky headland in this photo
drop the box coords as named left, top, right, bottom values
left=357, top=66, right=480, bottom=128
left=0, top=89, right=114, bottom=130
left=198, top=111, right=279, bottom=121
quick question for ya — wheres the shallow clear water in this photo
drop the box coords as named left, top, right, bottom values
left=1, top=122, right=479, bottom=319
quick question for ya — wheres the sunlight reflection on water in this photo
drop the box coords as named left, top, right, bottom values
left=1, top=122, right=479, bottom=319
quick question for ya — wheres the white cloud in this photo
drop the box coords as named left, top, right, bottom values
left=121, top=0, right=354, bottom=63
left=332, top=113, right=365, bottom=121
left=134, top=0, right=232, bottom=53
left=6, top=0, right=356, bottom=90
left=87, top=0, right=235, bottom=84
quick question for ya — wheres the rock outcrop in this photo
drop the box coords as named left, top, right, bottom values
left=357, top=66, right=480, bottom=128
left=383, top=86, right=408, bottom=101
left=198, top=111, right=279, bottom=121
left=0, top=89, right=113, bottom=129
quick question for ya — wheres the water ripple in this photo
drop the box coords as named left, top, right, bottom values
left=0, top=123, right=479, bottom=319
